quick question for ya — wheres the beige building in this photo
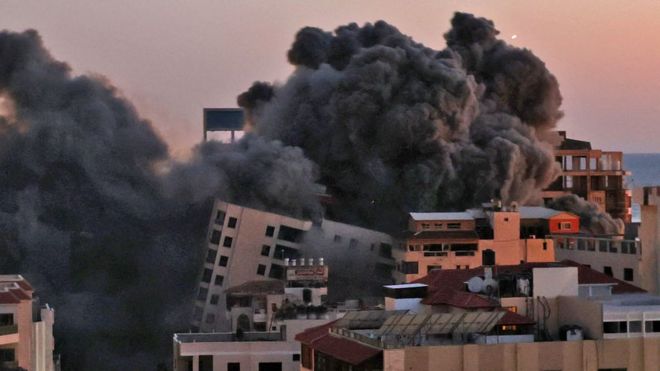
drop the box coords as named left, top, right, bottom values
left=297, top=261, right=660, bottom=371
left=635, top=186, right=660, bottom=295
left=193, top=200, right=394, bottom=332
left=0, top=275, right=55, bottom=371
left=393, top=206, right=578, bottom=282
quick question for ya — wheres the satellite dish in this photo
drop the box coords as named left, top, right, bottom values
left=467, top=277, right=484, bottom=293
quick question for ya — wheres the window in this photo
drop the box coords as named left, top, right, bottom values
left=223, top=236, right=233, bottom=248
left=645, top=320, right=660, bottom=333
left=543, top=241, right=548, bottom=250
left=193, top=306, right=203, bottom=321
left=421, top=223, right=430, bottom=229
left=277, top=225, right=305, bottom=242
left=197, top=287, right=208, bottom=301
left=0, top=349, right=15, bottom=362
left=603, top=321, right=627, bottom=333
left=559, top=222, right=572, bottom=230
left=434, top=223, right=443, bottom=229
left=447, top=223, right=461, bottom=229
left=292, top=354, right=300, bottom=362
left=629, top=320, right=642, bottom=333
left=504, top=217, right=509, bottom=222
left=210, top=295, right=219, bottom=305
left=215, top=210, right=226, bottom=225
left=205, top=313, right=215, bottom=324
left=379, top=243, right=392, bottom=258
left=214, top=275, right=224, bottom=286
left=624, top=268, right=634, bottom=282
left=0, top=314, right=13, bottom=326
left=265, top=226, right=275, bottom=237
left=400, top=261, right=419, bottom=274
left=257, top=264, right=266, bottom=276
left=210, top=230, right=221, bottom=244
left=333, top=234, right=342, bottom=243
left=349, top=238, right=358, bottom=248
left=227, top=217, right=237, bottom=228
left=199, top=355, right=213, bottom=371
left=603, top=266, right=613, bottom=277
left=205, top=249, right=217, bottom=264
left=269, top=264, right=285, bottom=279
left=261, top=245, right=271, bottom=257
left=228, top=363, right=240, bottom=371
left=201, top=268, right=213, bottom=283
left=218, top=255, right=229, bottom=267
left=258, top=363, right=282, bottom=371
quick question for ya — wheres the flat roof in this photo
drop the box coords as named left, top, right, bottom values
left=409, top=212, right=474, bottom=221
left=383, top=283, right=428, bottom=290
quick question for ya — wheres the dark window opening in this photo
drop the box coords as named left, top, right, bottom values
left=265, top=226, right=275, bottom=237
left=210, top=295, right=219, bottom=305
left=603, top=321, right=627, bottom=333
left=277, top=225, right=305, bottom=243
left=379, top=243, right=393, bottom=258
left=206, top=249, right=217, bottom=264
left=201, top=268, right=213, bottom=283
left=258, top=362, right=282, bottom=371
left=210, top=230, right=221, bottom=244
left=603, top=266, right=613, bottom=277
left=228, top=362, right=240, bottom=371
left=257, top=264, right=266, bottom=276
left=197, top=287, right=208, bottom=301
left=218, top=255, right=229, bottom=267
left=0, top=314, right=13, bottom=326
left=269, top=264, right=285, bottom=279
left=227, top=217, right=238, bottom=228
left=214, top=275, right=224, bottom=286
left=447, top=223, right=461, bottom=229
left=215, top=210, right=226, bottom=225
left=349, top=238, right=358, bottom=248
left=274, top=245, right=299, bottom=260
left=292, top=354, right=300, bottom=362
left=261, top=245, right=271, bottom=257
left=0, top=349, right=15, bottom=363
left=400, top=261, right=419, bottom=274
left=223, top=236, right=233, bottom=248
left=334, top=234, right=342, bottom=243
left=624, top=268, right=634, bottom=281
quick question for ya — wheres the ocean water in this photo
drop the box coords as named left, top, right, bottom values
left=625, top=153, right=660, bottom=187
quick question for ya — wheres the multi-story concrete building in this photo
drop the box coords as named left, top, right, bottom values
left=0, top=275, right=55, bottom=371
left=542, top=131, right=632, bottom=223
left=296, top=260, right=660, bottom=371
left=392, top=205, right=579, bottom=282
left=635, top=185, right=660, bottom=294
left=193, top=200, right=394, bottom=332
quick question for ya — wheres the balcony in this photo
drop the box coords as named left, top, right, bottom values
left=0, top=325, right=18, bottom=346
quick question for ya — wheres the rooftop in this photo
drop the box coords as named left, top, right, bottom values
left=409, top=212, right=474, bottom=221
left=225, top=280, right=285, bottom=296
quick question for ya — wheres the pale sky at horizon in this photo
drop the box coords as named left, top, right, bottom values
left=2, top=0, right=660, bottom=155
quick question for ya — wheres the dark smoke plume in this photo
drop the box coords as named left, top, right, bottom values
left=240, top=13, right=563, bottom=231
left=0, top=30, right=319, bottom=370
left=0, top=12, right=622, bottom=370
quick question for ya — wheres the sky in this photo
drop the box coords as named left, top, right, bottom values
left=2, top=0, right=660, bottom=154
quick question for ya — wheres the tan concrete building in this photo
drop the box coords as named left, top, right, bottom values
left=193, top=200, right=394, bottom=332
left=393, top=206, right=578, bottom=282
left=0, top=275, right=55, bottom=371
left=542, top=131, right=632, bottom=223
left=635, top=186, right=660, bottom=295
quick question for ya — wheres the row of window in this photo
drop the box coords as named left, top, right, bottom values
left=256, top=263, right=285, bottom=279
left=195, top=358, right=299, bottom=371
left=603, top=320, right=660, bottom=334
left=420, top=222, right=462, bottom=230
left=206, top=249, right=229, bottom=267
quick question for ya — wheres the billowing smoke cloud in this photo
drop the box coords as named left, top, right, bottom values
left=0, top=11, right=622, bottom=370
left=240, top=13, right=563, bottom=231
left=0, top=30, right=320, bottom=370
left=549, top=195, right=624, bottom=235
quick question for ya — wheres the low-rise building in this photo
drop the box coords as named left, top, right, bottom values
left=393, top=205, right=578, bottom=282
left=0, top=275, right=55, bottom=371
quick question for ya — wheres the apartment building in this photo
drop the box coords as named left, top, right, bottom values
left=193, top=200, right=394, bottom=332
left=296, top=260, right=660, bottom=371
left=0, top=275, right=55, bottom=371
left=543, top=131, right=632, bottom=223
left=393, top=205, right=578, bottom=282
left=176, top=261, right=339, bottom=371
left=636, top=185, right=660, bottom=294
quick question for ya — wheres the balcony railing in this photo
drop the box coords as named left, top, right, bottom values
left=548, top=235, right=641, bottom=256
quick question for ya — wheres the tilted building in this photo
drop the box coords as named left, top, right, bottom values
left=192, top=199, right=394, bottom=333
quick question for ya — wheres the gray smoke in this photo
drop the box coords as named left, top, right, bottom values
left=549, top=195, right=624, bottom=235
left=0, top=30, right=320, bottom=370
left=240, top=13, right=563, bottom=231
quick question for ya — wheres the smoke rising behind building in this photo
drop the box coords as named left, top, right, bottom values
left=0, top=12, right=621, bottom=369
